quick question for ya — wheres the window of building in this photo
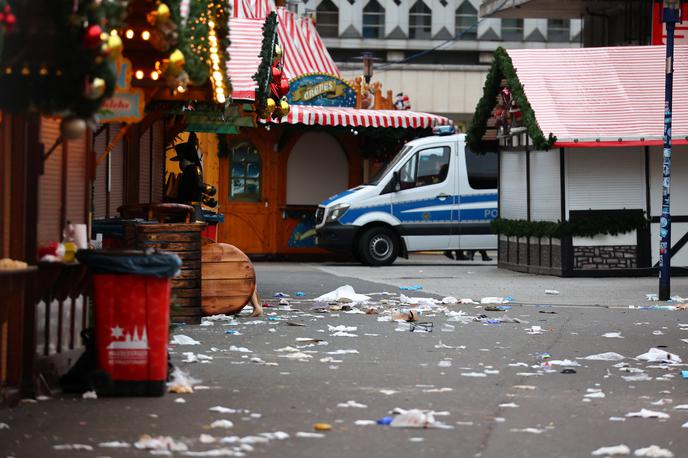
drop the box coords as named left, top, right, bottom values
left=455, top=1, right=478, bottom=40
left=399, top=146, right=451, bottom=190
left=501, top=18, right=523, bottom=41
left=547, top=19, right=570, bottom=42
left=465, top=147, right=497, bottom=190
left=316, top=0, right=338, bottom=38
left=363, top=0, right=385, bottom=39
left=230, top=143, right=261, bottom=202
left=409, top=0, right=432, bottom=40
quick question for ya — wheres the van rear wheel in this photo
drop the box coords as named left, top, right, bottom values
left=358, top=227, right=399, bottom=266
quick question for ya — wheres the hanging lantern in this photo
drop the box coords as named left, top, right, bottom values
left=60, top=116, right=87, bottom=139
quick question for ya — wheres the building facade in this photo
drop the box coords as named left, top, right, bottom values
left=291, top=0, right=581, bottom=124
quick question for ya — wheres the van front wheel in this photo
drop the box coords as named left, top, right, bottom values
left=358, top=227, right=399, bottom=266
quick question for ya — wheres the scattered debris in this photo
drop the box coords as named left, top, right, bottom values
left=82, top=390, right=97, bottom=399
left=171, top=335, right=201, bottom=346
left=583, top=352, right=625, bottom=361
left=313, top=423, right=332, bottom=431
left=337, top=400, right=368, bottom=408
left=591, top=444, right=631, bottom=456
left=210, top=420, right=235, bottom=429
left=633, top=445, right=674, bottom=457
left=636, top=348, right=681, bottom=364
left=625, top=409, right=670, bottom=419
left=134, top=435, right=188, bottom=452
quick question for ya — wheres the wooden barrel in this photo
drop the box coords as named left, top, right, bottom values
left=201, top=243, right=255, bottom=316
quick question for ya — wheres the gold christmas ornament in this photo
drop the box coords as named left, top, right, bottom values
left=147, top=3, right=171, bottom=26
left=274, top=97, right=290, bottom=118
left=85, top=77, right=106, bottom=100
left=166, top=49, right=185, bottom=77
left=60, top=116, right=87, bottom=139
left=272, top=44, right=283, bottom=64
left=106, top=34, right=123, bottom=60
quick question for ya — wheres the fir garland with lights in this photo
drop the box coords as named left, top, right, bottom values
left=252, top=12, right=278, bottom=112
left=491, top=214, right=648, bottom=239
left=0, top=0, right=127, bottom=121
left=467, top=47, right=556, bottom=153
left=172, top=0, right=230, bottom=95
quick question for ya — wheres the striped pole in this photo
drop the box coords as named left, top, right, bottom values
left=659, top=2, right=682, bottom=300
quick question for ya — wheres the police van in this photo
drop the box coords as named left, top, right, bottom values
left=315, top=126, right=498, bottom=265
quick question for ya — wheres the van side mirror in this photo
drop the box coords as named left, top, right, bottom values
left=392, top=171, right=401, bottom=192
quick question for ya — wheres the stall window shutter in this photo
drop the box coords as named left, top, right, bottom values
left=138, top=126, right=151, bottom=203
left=151, top=121, right=165, bottom=203
left=109, top=124, right=124, bottom=216
left=93, top=126, right=107, bottom=219
left=38, top=117, right=63, bottom=244
left=65, top=135, right=87, bottom=225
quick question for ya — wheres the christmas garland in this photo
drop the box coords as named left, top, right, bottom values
left=0, top=0, right=127, bottom=119
left=491, top=214, right=648, bottom=239
left=171, top=0, right=230, bottom=89
left=467, top=47, right=556, bottom=153
left=252, top=12, right=278, bottom=111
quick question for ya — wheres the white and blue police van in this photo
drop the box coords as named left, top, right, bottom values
left=315, top=126, right=498, bottom=265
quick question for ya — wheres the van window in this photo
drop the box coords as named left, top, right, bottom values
left=399, top=146, right=450, bottom=190
left=465, top=147, right=497, bottom=189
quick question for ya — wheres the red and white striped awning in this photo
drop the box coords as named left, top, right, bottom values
left=507, top=45, right=688, bottom=147
left=265, top=106, right=453, bottom=129
left=227, top=3, right=339, bottom=100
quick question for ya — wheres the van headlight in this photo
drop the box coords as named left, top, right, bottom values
left=326, top=203, right=350, bottom=223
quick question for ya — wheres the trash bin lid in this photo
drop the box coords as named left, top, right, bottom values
left=76, top=249, right=182, bottom=278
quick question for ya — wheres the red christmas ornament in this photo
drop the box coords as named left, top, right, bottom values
left=4, top=13, right=15, bottom=30
left=82, top=24, right=103, bottom=49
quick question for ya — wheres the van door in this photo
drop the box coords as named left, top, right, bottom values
left=391, top=144, right=454, bottom=251
left=454, top=144, right=499, bottom=250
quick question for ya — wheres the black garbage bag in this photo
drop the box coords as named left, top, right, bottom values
left=59, top=329, right=97, bottom=394
left=76, top=249, right=181, bottom=278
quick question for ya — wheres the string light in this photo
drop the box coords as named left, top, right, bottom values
left=206, top=15, right=227, bottom=104
left=135, top=70, right=144, bottom=80
left=125, top=29, right=134, bottom=39
left=150, top=71, right=159, bottom=81
left=141, top=30, right=150, bottom=40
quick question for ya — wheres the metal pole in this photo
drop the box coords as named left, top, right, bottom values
left=659, top=4, right=681, bottom=300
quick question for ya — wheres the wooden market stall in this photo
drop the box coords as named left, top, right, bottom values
left=467, top=45, right=688, bottom=277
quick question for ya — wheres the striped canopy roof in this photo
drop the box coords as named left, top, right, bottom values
left=228, top=1, right=339, bottom=101
left=507, top=46, right=688, bottom=148
left=267, top=105, right=452, bottom=129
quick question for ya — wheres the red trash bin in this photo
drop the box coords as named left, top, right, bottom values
left=77, top=250, right=181, bottom=396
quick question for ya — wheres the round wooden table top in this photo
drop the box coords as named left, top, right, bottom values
left=201, top=243, right=256, bottom=316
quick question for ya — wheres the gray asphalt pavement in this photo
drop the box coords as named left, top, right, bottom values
left=1, top=254, right=687, bottom=458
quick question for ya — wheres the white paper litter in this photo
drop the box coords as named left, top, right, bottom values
left=545, top=289, right=560, bottom=295
left=509, top=428, right=545, bottom=434
left=98, top=441, right=130, bottom=448
left=331, top=331, right=358, bottom=337
left=584, top=391, right=606, bottom=399
left=633, top=445, right=674, bottom=457
left=354, top=420, right=376, bottom=426
left=380, top=389, right=398, bottom=395
left=682, top=421, right=688, bottom=428
left=296, top=432, right=325, bottom=438
left=326, top=349, right=359, bottom=355
left=171, top=335, right=201, bottom=346
left=209, top=406, right=237, bottom=414
left=53, top=444, right=94, bottom=451
left=602, top=332, right=624, bottom=338
left=315, top=285, right=370, bottom=303
left=622, top=374, right=653, bottom=382
left=167, top=367, right=201, bottom=394
left=400, top=294, right=438, bottom=307
left=625, top=409, right=670, bottom=419
left=673, top=404, right=688, bottom=410
left=134, top=435, right=188, bottom=452
left=210, top=420, right=235, bottom=429
left=480, top=297, right=509, bottom=304
left=591, top=445, right=631, bottom=456
left=438, top=360, right=452, bottom=368
left=337, top=400, right=368, bottom=408
left=229, top=346, right=252, bottom=353
left=390, top=409, right=452, bottom=429
left=0, top=422, right=8, bottom=429
left=328, top=325, right=357, bottom=332
left=635, top=348, right=682, bottom=364
left=82, top=390, right=97, bottom=399
left=441, top=296, right=458, bottom=304
left=583, top=352, right=625, bottom=361
left=499, top=403, right=519, bottom=408
left=460, top=372, right=487, bottom=377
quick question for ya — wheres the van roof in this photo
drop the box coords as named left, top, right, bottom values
left=406, top=132, right=465, bottom=148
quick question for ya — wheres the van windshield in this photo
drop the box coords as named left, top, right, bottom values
left=365, top=145, right=413, bottom=186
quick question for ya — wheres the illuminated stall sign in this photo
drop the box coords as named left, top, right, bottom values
left=97, top=57, right=145, bottom=124
left=288, top=73, right=356, bottom=107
